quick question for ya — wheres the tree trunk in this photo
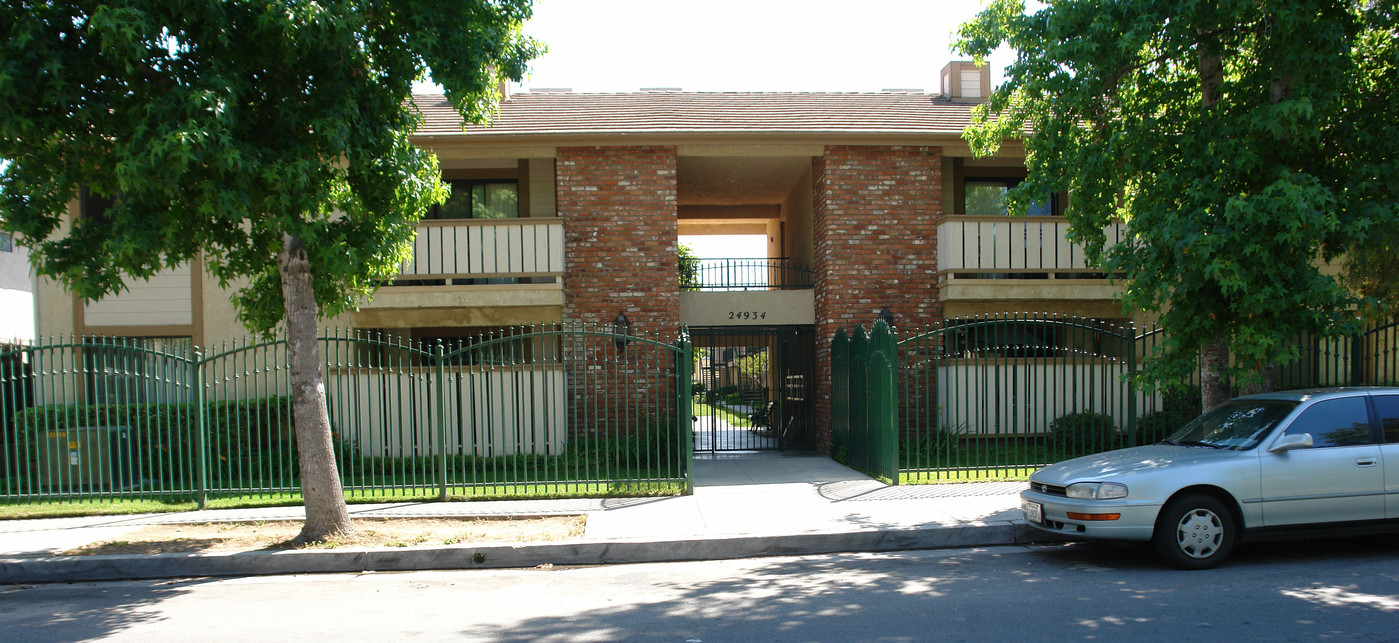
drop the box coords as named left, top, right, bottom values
left=1195, top=30, right=1230, bottom=415
left=1238, top=363, right=1277, bottom=397
left=1199, top=335, right=1232, bottom=413
left=279, top=233, right=356, bottom=544
left=1197, top=29, right=1224, bottom=109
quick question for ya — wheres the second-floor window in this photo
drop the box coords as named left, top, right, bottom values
left=964, top=179, right=1055, bottom=216
left=80, top=186, right=117, bottom=228
left=428, top=180, right=519, bottom=220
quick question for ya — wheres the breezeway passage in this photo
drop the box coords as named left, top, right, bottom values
left=689, top=326, right=816, bottom=453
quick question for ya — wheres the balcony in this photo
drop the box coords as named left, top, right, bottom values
left=679, top=258, right=815, bottom=327
left=390, top=219, right=564, bottom=286
left=936, top=215, right=1125, bottom=301
left=685, top=258, right=814, bottom=292
left=357, top=219, right=565, bottom=324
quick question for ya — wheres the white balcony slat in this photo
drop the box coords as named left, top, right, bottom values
left=398, top=220, right=565, bottom=281
left=937, top=217, right=1122, bottom=274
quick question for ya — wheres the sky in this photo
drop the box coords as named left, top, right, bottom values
left=431, top=0, right=1011, bottom=94
left=504, top=0, right=1014, bottom=259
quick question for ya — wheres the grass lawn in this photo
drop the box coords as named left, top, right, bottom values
left=0, top=480, right=685, bottom=521
left=692, top=401, right=756, bottom=428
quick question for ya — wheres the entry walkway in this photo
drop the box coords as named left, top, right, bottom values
left=0, top=452, right=1035, bottom=582
left=692, top=416, right=778, bottom=451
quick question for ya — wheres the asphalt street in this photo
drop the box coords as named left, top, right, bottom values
left=4, top=535, right=1398, bottom=642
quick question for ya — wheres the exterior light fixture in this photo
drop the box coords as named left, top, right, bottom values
left=613, top=312, right=632, bottom=351
left=878, top=306, right=896, bottom=328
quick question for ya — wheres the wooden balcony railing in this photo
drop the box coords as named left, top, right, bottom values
left=391, top=219, right=564, bottom=285
left=936, top=216, right=1125, bottom=278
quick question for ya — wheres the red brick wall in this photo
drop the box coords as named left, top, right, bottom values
left=813, top=146, right=943, bottom=452
left=557, top=146, right=680, bottom=434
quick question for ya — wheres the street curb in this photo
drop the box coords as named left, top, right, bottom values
left=0, top=522, right=1054, bottom=584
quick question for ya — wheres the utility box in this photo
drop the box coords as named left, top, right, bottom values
left=41, top=426, right=134, bottom=491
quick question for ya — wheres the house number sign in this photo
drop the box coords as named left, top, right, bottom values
left=727, top=311, right=768, bottom=321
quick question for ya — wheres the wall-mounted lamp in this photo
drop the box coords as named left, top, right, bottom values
left=613, top=312, right=632, bottom=351
left=878, top=306, right=896, bottom=328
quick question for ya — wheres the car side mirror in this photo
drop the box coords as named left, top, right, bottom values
left=1269, top=433, right=1314, bottom=453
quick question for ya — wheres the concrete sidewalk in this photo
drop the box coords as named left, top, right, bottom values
left=0, top=452, right=1044, bottom=583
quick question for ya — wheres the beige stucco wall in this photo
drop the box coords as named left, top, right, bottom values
left=941, top=295, right=1155, bottom=327
left=84, top=264, right=193, bottom=327
left=781, top=168, right=814, bottom=267
left=679, top=290, right=815, bottom=326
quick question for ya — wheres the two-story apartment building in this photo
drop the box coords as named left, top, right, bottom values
left=34, top=62, right=1140, bottom=452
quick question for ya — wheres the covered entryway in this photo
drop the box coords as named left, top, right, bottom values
left=690, top=326, right=816, bottom=452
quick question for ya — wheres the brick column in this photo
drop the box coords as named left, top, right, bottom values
left=557, top=146, right=680, bottom=434
left=813, top=146, right=943, bottom=452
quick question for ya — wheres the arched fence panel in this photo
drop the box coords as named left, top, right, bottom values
left=897, top=314, right=1154, bottom=482
left=1, top=337, right=199, bottom=502
left=1, top=325, right=693, bottom=505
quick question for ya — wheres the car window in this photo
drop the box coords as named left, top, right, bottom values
left=1373, top=395, right=1399, bottom=444
left=1282, top=397, right=1373, bottom=448
left=1167, top=400, right=1296, bottom=449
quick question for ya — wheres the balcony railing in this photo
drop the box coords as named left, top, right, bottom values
left=936, top=216, right=1125, bottom=278
left=684, top=258, right=814, bottom=291
left=392, top=219, right=564, bottom=285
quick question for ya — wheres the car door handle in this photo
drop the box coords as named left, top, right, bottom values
left=1356, top=458, right=1379, bottom=467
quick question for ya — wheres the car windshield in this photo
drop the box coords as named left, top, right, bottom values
left=1165, top=399, right=1298, bottom=450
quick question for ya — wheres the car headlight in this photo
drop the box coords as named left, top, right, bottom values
left=1066, top=482, right=1128, bottom=500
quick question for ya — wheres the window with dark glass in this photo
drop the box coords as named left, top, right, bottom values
left=939, top=318, right=1126, bottom=359
left=79, top=186, right=117, bottom=227
left=83, top=337, right=194, bottom=404
left=1283, top=397, right=1374, bottom=448
left=427, top=180, right=519, bottom=220
left=963, top=179, right=1054, bottom=216
left=1372, top=395, right=1399, bottom=443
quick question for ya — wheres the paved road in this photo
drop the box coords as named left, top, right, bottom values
left=4, top=536, right=1398, bottom=642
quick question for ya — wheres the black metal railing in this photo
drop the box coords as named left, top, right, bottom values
left=682, top=258, right=814, bottom=291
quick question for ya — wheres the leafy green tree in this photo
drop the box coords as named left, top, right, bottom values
left=0, top=1, right=541, bottom=542
left=736, top=350, right=769, bottom=390
left=678, top=242, right=701, bottom=291
left=958, top=0, right=1399, bottom=410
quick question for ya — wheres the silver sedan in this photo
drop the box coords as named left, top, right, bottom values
left=1020, top=387, right=1399, bottom=569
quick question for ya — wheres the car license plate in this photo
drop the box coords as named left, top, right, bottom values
left=1023, top=501, right=1043, bottom=524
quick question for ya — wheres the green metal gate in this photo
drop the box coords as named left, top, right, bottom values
left=689, top=326, right=816, bottom=452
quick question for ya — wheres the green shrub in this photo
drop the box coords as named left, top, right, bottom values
left=565, top=419, right=681, bottom=470
left=1134, top=387, right=1202, bottom=446
left=900, top=423, right=964, bottom=466
left=1049, top=411, right=1118, bottom=455
left=16, top=397, right=298, bottom=485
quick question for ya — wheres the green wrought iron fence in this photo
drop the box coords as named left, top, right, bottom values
left=0, top=325, right=693, bottom=505
left=896, top=314, right=1147, bottom=482
left=834, top=313, right=1399, bottom=483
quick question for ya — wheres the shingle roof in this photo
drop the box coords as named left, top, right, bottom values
left=412, top=91, right=981, bottom=138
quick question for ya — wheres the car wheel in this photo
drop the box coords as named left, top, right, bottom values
left=1153, top=493, right=1235, bottom=570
